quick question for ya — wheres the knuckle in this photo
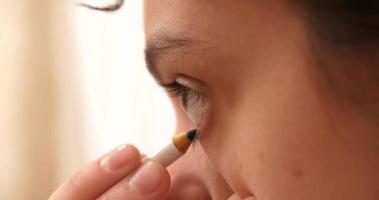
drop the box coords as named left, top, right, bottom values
left=66, top=167, right=94, bottom=194
left=97, top=188, right=132, bottom=200
left=66, top=171, right=85, bottom=193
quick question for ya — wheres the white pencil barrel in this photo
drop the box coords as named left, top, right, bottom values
left=148, top=142, right=183, bottom=167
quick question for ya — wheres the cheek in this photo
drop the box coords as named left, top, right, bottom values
left=199, top=62, right=333, bottom=196
left=199, top=54, right=375, bottom=199
left=167, top=144, right=233, bottom=200
left=308, top=38, right=379, bottom=117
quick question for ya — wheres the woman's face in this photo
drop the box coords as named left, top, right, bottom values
left=144, top=0, right=379, bottom=199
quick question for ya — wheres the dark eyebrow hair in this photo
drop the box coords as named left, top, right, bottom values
left=144, top=36, right=194, bottom=80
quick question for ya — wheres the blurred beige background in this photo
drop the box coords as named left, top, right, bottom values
left=0, top=0, right=174, bottom=199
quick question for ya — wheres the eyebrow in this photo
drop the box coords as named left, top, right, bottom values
left=144, top=36, right=194, bottom=80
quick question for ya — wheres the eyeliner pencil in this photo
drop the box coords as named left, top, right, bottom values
left=143, top=129, right=197, bottom=167
left=126, top=129, right=197, bottom=179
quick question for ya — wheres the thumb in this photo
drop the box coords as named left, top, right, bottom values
left=228, top=194, right=256, bottom=200
left=98, top=161, right=170, bottom=200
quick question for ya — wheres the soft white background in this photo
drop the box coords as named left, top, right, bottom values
left=0, top=1, right=171, bottom=198
left=76, top=0, right=175, bottom=159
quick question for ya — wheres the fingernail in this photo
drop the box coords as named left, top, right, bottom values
left=228, top=195, right=256, bottom=200
left=129, top=162, right=164, bottom=196
left=228, top=194, right=242, bottom=200
left=100, top=144, right=137, bottom=172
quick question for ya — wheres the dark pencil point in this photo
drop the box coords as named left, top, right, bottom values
left=187, top=129, right=197, bottom=141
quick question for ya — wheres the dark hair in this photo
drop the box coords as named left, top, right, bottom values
left=80, top=0, right=124, bottom=11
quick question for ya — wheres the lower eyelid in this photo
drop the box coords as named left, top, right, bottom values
left=182, top=93, right=208, bottom=128
left=176, top=75, right=209, bottom=95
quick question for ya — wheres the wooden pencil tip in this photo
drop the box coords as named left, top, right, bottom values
left=173, top=129, right=197, bottom=153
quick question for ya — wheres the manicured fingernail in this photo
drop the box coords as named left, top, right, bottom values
left=100, top=144, right=137, bottom=172
left=129, top=162, right=164, bottom=196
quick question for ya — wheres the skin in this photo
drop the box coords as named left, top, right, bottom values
left=165, top=100, right=233, bottom=199
left=145, top=0, right=379, bottom=199
left=52, top=0, right=379, bottom=199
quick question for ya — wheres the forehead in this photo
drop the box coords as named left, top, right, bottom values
left=144, top=0, right=294, bottom=41
left=144, top=0, right=217, bottom=41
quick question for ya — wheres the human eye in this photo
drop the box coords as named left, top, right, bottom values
left=159, top=78, right=208, bottom=126
left=159, top=81, right=205, bottom=111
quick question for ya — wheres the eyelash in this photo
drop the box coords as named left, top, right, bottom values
left=159, top=81, right=202, bottom=145
left=159, top=81, right=204, bottom=108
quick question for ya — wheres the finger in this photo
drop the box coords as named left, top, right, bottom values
left=50, top=144, right=141, bottom=200
left=98, top=161, right=170, bottom=200
left=228, top=194, right=256, bottom=200
left=228, top=194, right=242, bottom=200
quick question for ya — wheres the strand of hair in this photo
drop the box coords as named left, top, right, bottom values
left=79, top=0, right=124, bottom=12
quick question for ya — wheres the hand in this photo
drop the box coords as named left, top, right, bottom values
left=50, top=144, right=170, bottom=200
left=227, top=194, right=255, bottom=200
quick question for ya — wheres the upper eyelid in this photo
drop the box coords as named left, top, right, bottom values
left=158, top=81, right=185, bottom=91
left=159, top=81, right=205, bottom=107
left=158, top=81, right=192, bottom=97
